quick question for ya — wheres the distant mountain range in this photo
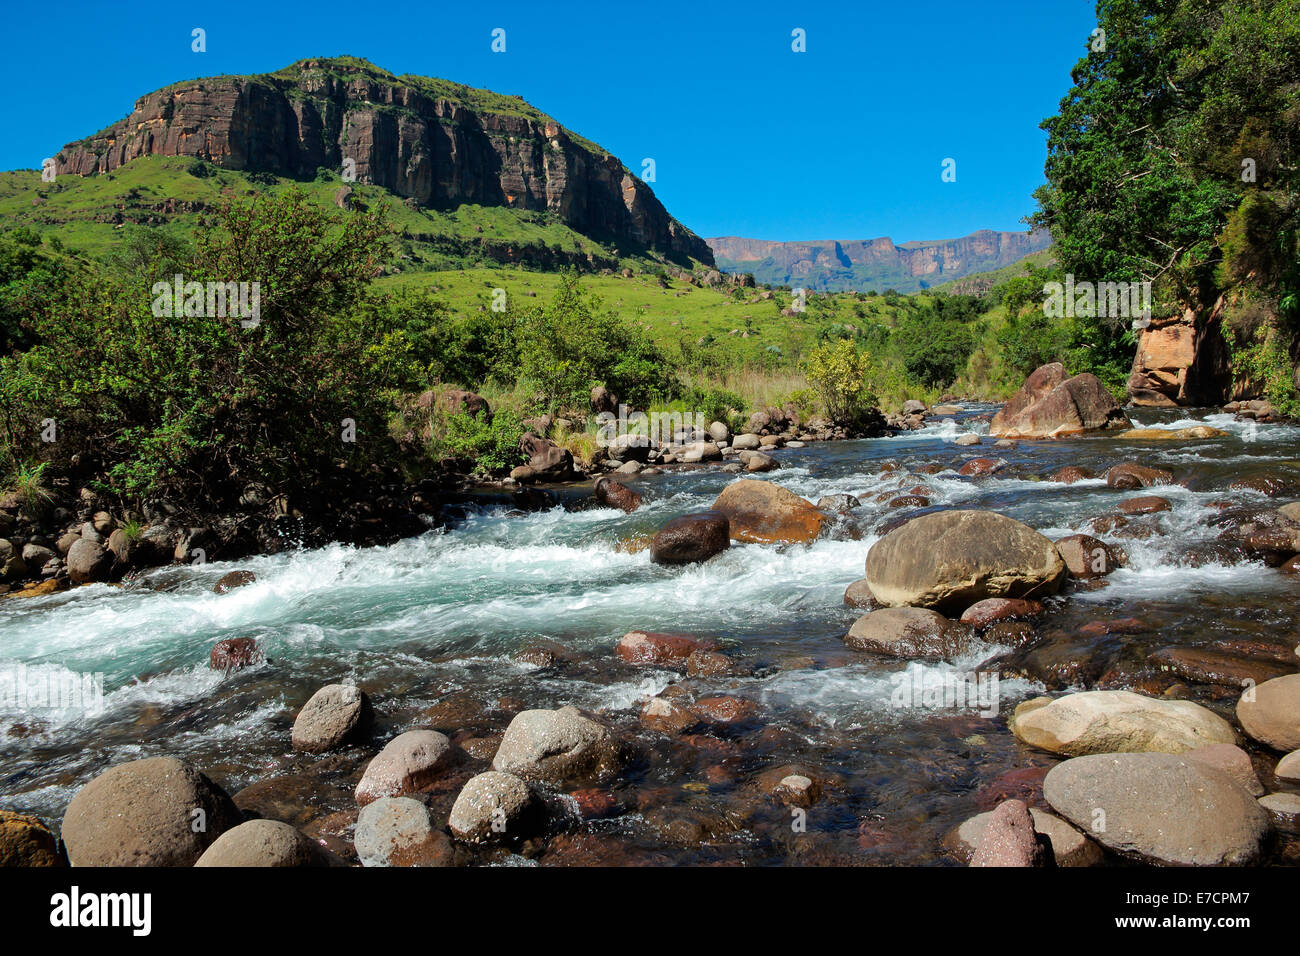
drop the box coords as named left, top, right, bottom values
left=707, top=229, right=1052, bottom=293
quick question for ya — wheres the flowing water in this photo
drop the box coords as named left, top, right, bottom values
left=3, top=405, right=1300, bottom=865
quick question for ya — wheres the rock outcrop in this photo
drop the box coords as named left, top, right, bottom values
left=55, top=57, right=712, bottom=264
left=1128, top=296, right=1233, bottom=406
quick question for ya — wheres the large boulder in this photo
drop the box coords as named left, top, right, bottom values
left=61, top=757, right=241, bottom=866
left=195, top=819, right=341, bottom=867
left=492, top=706, right=623, bottom=784
left=1055, top=534, right=1124, bottom=578
left=1043, top=753, right=1270, bottom=865
left=291, top=683, right=373, bottom=754
left=519, top=432, right=576, bottom=481
left=1236, top=673, right=1300, bottom=751
left=355, top=730, right=456, bottom=806
left=1010, top=690, right=1237, bottom=756
left=709, top=480, right=828, bottom=544
left=649, top=512, right=730, bottom=565
left=864, top=510, right=1066, bottom=612
left=990, top=363, right=1131, bottom=439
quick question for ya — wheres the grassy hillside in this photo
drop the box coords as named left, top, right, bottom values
left=0, top=158, right=674, bottom=272
left=929, top=248, right=1057, bottom=296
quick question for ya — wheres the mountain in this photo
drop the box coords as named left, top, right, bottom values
left=707, top=229, right=1052, bottom=293
left=49, top=56, right=712, bottom=266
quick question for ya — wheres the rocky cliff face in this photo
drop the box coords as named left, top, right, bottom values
left=55, top=58, right=712, bottom=264
left=1128, top=298, right=1235, bottom=406
left=707, top=229, right=1051, bottom=293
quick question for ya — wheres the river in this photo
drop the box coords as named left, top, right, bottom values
left=3, top=404, right=1298, bottom=865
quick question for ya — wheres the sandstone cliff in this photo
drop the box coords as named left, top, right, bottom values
left=707, top=229, right=1051, bottom=293
left=55, top=57, right=712, bottom=265
left=1128, top=297, right=1235, bottom=406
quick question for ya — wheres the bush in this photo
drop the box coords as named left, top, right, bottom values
left=432, top=407, right=526, bottom=476
left=802, top=339, right=877, bottom=426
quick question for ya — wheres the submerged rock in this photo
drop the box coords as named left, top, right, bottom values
left=0, top=810, right=63, bottom=866
left=594, top=477, right=642, bottom=513
left=213, top=569, right=256, bottom=594
left=616, top=630, right=715, bottom=667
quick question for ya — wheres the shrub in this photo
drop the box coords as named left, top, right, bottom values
left=802, top=339, right=877, bottom=425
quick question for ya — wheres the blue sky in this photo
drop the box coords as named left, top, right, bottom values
left=3, top=1, right=1098, bottom=243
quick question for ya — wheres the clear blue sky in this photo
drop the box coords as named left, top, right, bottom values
left=2, top=0, right=1098, bottom=243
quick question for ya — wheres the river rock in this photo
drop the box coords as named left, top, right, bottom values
left=710, top=480, right=828, bottom=544
left=990, top=363, right=1131, bottom=439
left=1050, top=466, right=1094, bottom=484
left=1106, top=462, right=1174, bottom=489
left=1236, top=673, right=1300, bottom=751
left=1276, top=750, right=1300, bottom=782
left=594, top=477, right=642, bottom=513
left=1043, top=753, right=1270, bottom=865
left=1259, top=792, right=1300, bottom=828
left=616, top=630, right=715, bottom=666
left=864, top=510, right=1065, bottom=612
left=731, top=433, right=761, bottom=451
left=844, top=578, right=877, bottom=609
left=356, top=797, right=455, bottom=865
left=1117, top=426, right=1229, bottom=440
left=640, top=697, right=701, bottom=735
left=61, top=756, right=241, bottom=866
left=291, top=683, right=373, bottom=754
left=954, top=433, right=980, bottom=446
left=355, top=730, right=456, bottom=806
left=519, top=432, right=575, bottom=481
left=448, top=772, right=536, bottom=844
left=649, top=512, right=729, bottom=564
left=1118, top=495, right=1171, bottom=515
left=492, top=706, right=623, bottom=784
left=1055, top=534, right=1123, bottom=578
left=1148, top=646, right=1292, bottom=688
left=959, top=598, right=1044, bottom=628
left=209, top=637, right=264, bottom=672
left=949, top=806, right=1100, bottom=867
left=746, top=451, right=777, bottom=472
left=1184, top=743, right=1265, bottom=796
left=844, top=607, right=970, bottom=659
left=65, top=537, right=111, bottom=584
left=213, top=570, right=256, bottom=594
left=958, top=457, right=1005, bottom=477
left=195, top=819, right=340, bottom=867
left=1010, top=690, right=1237, bottom=756
left=969, top=799, right=1051, bottom=867
left=817, top=494, right=861, bottom=513
left=0, top=810, right=63, bottom=866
